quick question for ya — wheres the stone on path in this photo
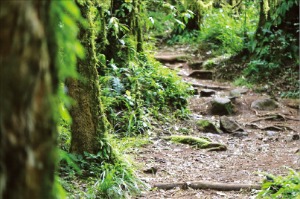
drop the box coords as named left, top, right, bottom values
left=220, top=116, right=244, bottom=134
left=251, top=98, right=278, bottom=111
left=211, top=97, right=235, bottom=115
left=229, top=88, right=249, bottom=98
left=197, top=119, right=222, bottom=134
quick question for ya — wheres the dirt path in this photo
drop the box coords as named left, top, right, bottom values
left=135, top=46, right=300, bottom=199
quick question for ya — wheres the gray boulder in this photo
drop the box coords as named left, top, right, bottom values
left=251, top=98, right=278, bottom=111
left=211, top=97, right=235, bottom=115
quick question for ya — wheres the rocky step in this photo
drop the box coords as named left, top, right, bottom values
left=188, top=70, right=213, bottom=80
left=188, top=61, right=204, bottom=70
left=190, top=82, right=230, bottom=90
left=154, top=53, right=189, bottom=63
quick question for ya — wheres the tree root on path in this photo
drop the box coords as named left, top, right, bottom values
left=153, top=181, right=261, bottom=191
left=246, top=123, right=298, bottom=132
left=162, top=135, right=227, bottom=151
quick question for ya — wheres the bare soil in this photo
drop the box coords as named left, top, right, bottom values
left=134, top=46, right=300, bottom=199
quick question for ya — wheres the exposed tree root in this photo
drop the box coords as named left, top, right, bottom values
left=163, top=135, right=227, bottom=151
left=246, top=123, right=298, bottom=132
left=154, top=181, right=261, bottom=191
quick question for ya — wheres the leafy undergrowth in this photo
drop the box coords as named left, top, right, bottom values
left=100, top=54, right=193, bottom=136
left=258, top=168, right=300, bottom=199
left=58, top=135, right=151, bottom=199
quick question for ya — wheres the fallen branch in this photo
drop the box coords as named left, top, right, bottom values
left=154, top=181, right=261, bottom=191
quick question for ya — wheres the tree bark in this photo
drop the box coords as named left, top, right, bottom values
left=67, top=2, right=114, bottom=161
left=0, top=1, right=56, bottom=198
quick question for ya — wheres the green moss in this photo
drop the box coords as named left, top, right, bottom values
left=164, top=135, right=227, bottom=151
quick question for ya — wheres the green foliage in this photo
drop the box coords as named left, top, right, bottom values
left=101, top=54, right=192, bottom=136
left=50, top=1, right=85, bottom=82
left=199, top=2, right=258, bottom=55
left=58, top=135, right=147, bottom=199
left=147, top=0, right=194, bottom=38
left=243, top=0, right=299, bottom=95
left=167, top=30, right=200, bottom=45
left=233, top=77, right=254, bottom=88
left=50, top=1, right=86, bottom=198
left=82, top=162, right=147, bottom=199
left=257, top=168, right=300, bottom=198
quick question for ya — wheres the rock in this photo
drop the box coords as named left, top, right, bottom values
left=265, top=131, right=278, bottom=136
left=200, top=89, right=216, bottom=97
left=196, top=119, right=222, bottom=134
left=286, top=134, right=300, bottom=142
left=188, top=70, right=213, bottom=80
left=229, top=88, right=248, bottom=98
left=220, top=116, right=244, bottom=133
left=143, top=166, right=158, bottom=174
left=251, top=98, right=278, bottom=111
left=211, top=97, right=235, bottom=115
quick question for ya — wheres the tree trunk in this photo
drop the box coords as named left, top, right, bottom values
left=0, top=1, right=56, bottom=198
left=255, top=0, right=269, bottom=39
left=67, top=2, right=114, bottom=161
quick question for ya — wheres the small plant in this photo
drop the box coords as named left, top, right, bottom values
left=257, top=168, right=300, bottom=198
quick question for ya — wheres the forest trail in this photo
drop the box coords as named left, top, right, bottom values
left=135, top=45, right=300, bottom=199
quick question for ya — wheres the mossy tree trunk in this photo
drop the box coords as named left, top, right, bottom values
left=67, top=1, right=114, bottom=161
left=106, top=0, right=144, bottom=63
left=0, top=1, right=57, bottom=198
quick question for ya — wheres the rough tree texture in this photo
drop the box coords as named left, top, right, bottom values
left=67, top=2, right=112, bottom=157
left=0, top=1, right=56, bottom=199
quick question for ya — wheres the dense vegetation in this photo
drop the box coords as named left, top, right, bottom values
left=0, top=0, right=298, bottom=198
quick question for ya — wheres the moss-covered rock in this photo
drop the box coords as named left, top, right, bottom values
left=196, top=119, right=222, bottom=134
left=163, top=135, right=227, bottom=151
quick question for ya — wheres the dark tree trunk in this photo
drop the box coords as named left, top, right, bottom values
left=186, top=10, right=201, bottom=30
left=67, top=2, right=114, bottom=161
left=255, top=0, right=269, bottom=39
left=0, top=1, right=57, bottom=198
